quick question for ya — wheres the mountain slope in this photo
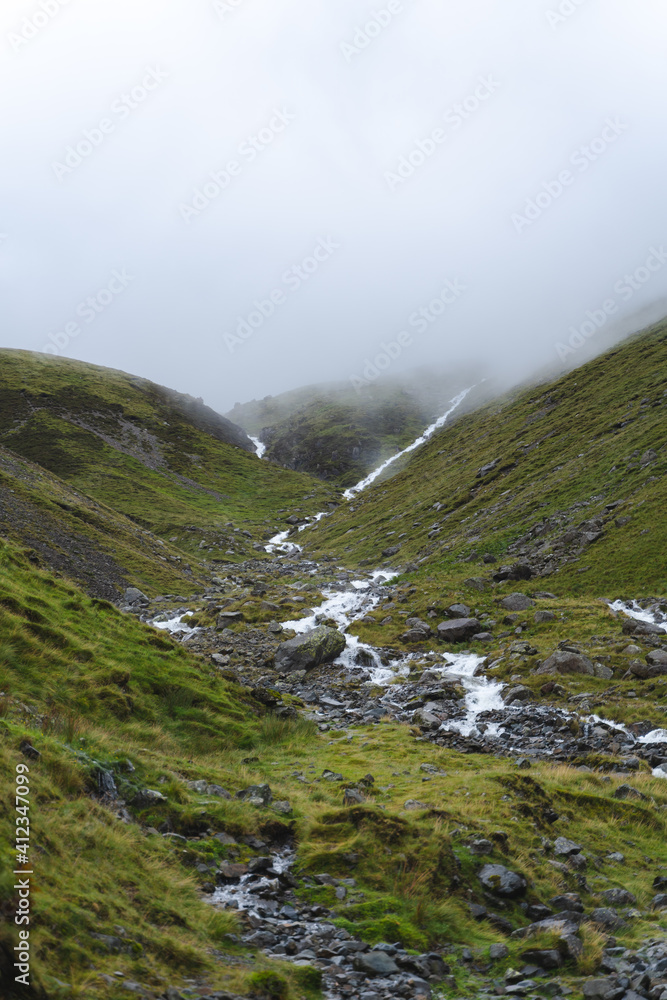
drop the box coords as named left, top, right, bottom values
left=226, top=367, right=483, bottom=486
left=0, top=352, right=338, bottom=591
left=304, top=319, right=667, bottom=597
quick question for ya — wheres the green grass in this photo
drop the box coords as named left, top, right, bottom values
left=304, top=319, right=667, bottom=597
left=0, top=351, right=337, bottom=589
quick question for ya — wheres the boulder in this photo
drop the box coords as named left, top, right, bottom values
left=613, top=784, right=647, bottom=802
left=622, top=618, right=665, bottom=636
left=274, top=625, right=346, bottom=672
left=354, top=951, right=399, bottom=976
left=479, top=864, right=527, bottom=898
left=520, top=948, right=561, bottom=969
left=630, top=659, right=667, bottom=679
left=553, top=838, right=582, bottom=857
left=464, top=577, right=489, bottom=591
left=382, top=545, right=401, bottom=558
left=581, top=979, right=617, bottom=999
left=534, top=611, right=557, bottom=623
left=437, top=618, right=481, bottom=642
left=536, top=651, right=596, bottom=676
left=503, top=686, right=533, bottom=705
left=500, top=593, right=535, bottom=611
left=447, top=603, right=471, bottom=618
left=124, top=587, right=149, bottom=605
left=647, top=649, right=667, bottom=667
left=235, top=784, right=273, bottom=806
left=600, top=887, right=636, bottom=906
left=590, top=907, right=625, bottom=930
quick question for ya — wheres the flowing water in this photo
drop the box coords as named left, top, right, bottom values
left=250, top=436, right=267, bottom=459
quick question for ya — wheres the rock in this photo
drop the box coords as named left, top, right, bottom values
left=354, top=951, right=400, bottom=976
left=622, top=618, right=665, bottom=636
left=382, top=545, right=402, bottom=558
left=534, top=611, right=557, bottom=623
left=124, top=587, right=149, bottom=605
left=477, top=458, right=500, bottom=478
left=132, top=788, right=166, bottom=806
left=550, top=893, right=583, bottom=912
left=447, top=603, right=471, bottom=618
left=500, top=593, right=535, bottom=611
left=514, top=758, right=532, bottom=770
left=520, top=949, right=561, bottom=969
left=19, top=741, right=40, bottom=760
left=536, top=651, right=596, bottom=676
left=651, top=893, right=667, bottom=910
left=235, top=784, right=273, bottom=806
left=612, top=784, right=647, bottom=801
left=464, top=577, right=489, bottom=591
left=647, top=649, right=667, bottom=667
left=503, top=686, right=533, bottom=705
left=630, top=659, right=667, bottom=679
left=581, top=979, right=617, bottom=998
left=206, top=784, right=232, bottom=798
left=436, top=618, right=482, bottom=642
left=590, top=907, right=625, bottom=930
left=553, top=837, right=582, bottom=857
left=218, top=863, right=249, bottom=880
left=343, top=788, right=364, bottom=805
left=489, top=944, right=509, bottom=960
left=600, top=888, right=636, bottom=906
left=402, top=628, right=431, bottom=643
left=470, top=839, right=494, bottom=855
left=273, top=800, right=292, bottom=815
left=274, top=625, right=346, bottom=672
left=479, top=864, right=527, bottom=898
left=404, top=800, right=430, bottom=810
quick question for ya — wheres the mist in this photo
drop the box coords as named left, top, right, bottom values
left=2, top=0, right=667, bottom=412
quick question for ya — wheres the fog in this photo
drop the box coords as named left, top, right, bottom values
left=1, top=0, right=667, bottom=412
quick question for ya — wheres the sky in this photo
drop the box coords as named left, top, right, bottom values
left=1, top=0, right=667, bottom=413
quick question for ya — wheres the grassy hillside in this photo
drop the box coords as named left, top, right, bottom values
left=0, top=352, right=337, bottom=593
left=3, top=537, right=667, bottom=1000
left=304, top=319, right=667, bottom=598
left=226, top=368, right=483, bottom=486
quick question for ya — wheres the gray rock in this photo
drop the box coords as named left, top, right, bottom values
left=613, top=784, right=648, bottom=802
left=536, top=651, right=596, bottom=676
left=534, top=610, right=557, bottom=623
left=354, top=951, right=400, bottom=976
left=601, top=887, right=636, bottom=906
left=382, top=545, right=402, bottom=558
left=500, top=593, right=535, bottom=611
left=503, top=686, right=533, bottom=705
left=590, top=907, right=625, bottom=930
left=124, top=587, right=149, bottom=605
left=554, top=837, right=582, bottom=856
left=464, top=577, right=489, bottom=591
left=651, top=893, right=667, bottom=910
left=470, top=839, right=494, bottom=855
left=274, top=625, right=346, bottom=672
left=404, top=799, right=430, bottom=810
left=132, top=788, right=166, bottom=806
left=581, top=979, right=617, bottom=999
left=479, top=864, right=527, bottom=898
left=436, top=618, right=482, bottom=642
left=489, top=943, right=509, bottom=960
left=235, top=784, right=273, bottom=806
left=520, top=948, right=561, bottom=969
left=647, top=649, right=667, bottom=667
left=273, top=800, right=292, bottom=815
left=447, top=603, right=471, bottom=618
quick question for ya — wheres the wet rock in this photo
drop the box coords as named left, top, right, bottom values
left=436, top=618, right=481, bottom=642
left=274, top=625, right=346, bottom=672
left=479, top=864, right=527, bottom=898
left=536, top=651, right=596, bottom=676
left=500, top=593, right=535, bottom=611
left=218, top=863, right=249, bottom=880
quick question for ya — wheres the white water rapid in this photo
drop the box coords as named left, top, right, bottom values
left=250, top=436, right=267, bottom=459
